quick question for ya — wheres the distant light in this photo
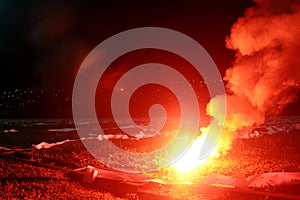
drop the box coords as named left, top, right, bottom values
left=120, top=88, right=124, bottom=92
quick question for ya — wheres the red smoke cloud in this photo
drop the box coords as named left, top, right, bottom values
left=225, top=0, right=300, bottom=125
left=205, top=0, right=300, bottom=156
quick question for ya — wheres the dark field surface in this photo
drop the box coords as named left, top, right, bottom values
left=0, top=118, right=300, bottom=199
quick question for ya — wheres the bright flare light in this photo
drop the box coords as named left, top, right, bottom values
left=172, top=96, right=231, bottom=174
left=172, top=127, right=218, bottom=173
left=171, top=134, right=207, bottom=172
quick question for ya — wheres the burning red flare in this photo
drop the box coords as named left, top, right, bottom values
left=173, top=0, right=300, bottom=173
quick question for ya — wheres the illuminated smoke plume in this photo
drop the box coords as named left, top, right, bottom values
left=209, top=0, right=300, bottom=155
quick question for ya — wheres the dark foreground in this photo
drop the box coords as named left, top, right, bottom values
left=0, top=120, right=300, bottom=199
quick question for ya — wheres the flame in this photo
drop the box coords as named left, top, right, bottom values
left=171, top=94, right=260, bottom=174
left=171, top=95, right=230, bottom=174
left=171, top=129, right=211, bottom=172
left=171, top=124, right=225, bottom=173
left=171, top=96, right=220, bottom=173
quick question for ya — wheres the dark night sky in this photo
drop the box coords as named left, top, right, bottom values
left=0, top=0, right=298, bottom=117
left=0, top=0, right=253, bottom=89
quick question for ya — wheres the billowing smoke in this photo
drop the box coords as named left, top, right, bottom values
left=226, top=0, right=300, bottom=114
left=208, top=0, right=300, bottom=155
